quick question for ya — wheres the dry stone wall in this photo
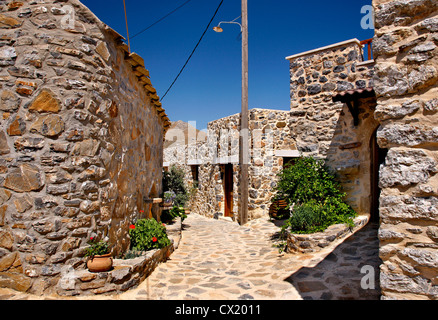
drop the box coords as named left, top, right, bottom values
left=288, top=39, right=375, bottom=157
left=287, top=40, right=379, bottom=215
left=373, top=0, right=438, bottom=300
left=0, top=0, right=169, bottom=295
left=248, top=109, right=295, bottom=219
left=164, top=109, right=295, bottom=221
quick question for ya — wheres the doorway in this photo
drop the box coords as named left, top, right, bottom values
left=370, top=129, right=388, bottom=222
left=223, top=164, right=234, bottom=217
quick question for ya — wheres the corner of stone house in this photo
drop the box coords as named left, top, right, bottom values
left=372, top=0, right=438, bottom=300
left=0, top=0, right=169, bottom=295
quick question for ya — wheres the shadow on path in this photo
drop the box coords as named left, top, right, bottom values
left=284, top=222, right=382, bottom=300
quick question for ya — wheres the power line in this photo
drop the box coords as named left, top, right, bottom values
left=161, top=0, right=224, bottom=101
left=129, top=0, right=194, bottom=41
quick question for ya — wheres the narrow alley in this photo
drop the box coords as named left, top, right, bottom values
left=0, top=213, right=381, bottom=300
left=118, top=213, right=381, bottom=300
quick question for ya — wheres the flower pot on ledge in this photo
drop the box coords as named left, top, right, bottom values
left=161, top=201, right=173, bottom=210
left=86, top=254, right=113, bottom=272
left=163, top=201, right=173, bottom=207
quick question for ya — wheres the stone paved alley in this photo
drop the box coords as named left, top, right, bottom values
left=1, top=213, right=381, bottom=300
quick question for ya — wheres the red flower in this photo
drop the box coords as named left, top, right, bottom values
left=129, top=224, right=135, bottom=230
left=152, top=237, right=157, bottom=243
left=90, top=237, right=94, bottom=240
left=139, top=210, right=144, bottom=213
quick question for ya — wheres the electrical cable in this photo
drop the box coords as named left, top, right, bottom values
left=161, top=0, right=224, bottom=101
left=129, top=0, right=194, bottom=40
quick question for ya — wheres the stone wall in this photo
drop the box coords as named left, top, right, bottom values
left=248, top=109, right=296, bottom=219
left=373, top=0, right=438, bottom=300
left=288, top=40, right=366, bottom=104
left=287, top=39, right=378, bottom=215
left=287, top=215, right=369, bottom=254
left=56, top=218, right=181, bottom=296
left=287, top=39, right=375, bottom=157
left=164, top=109, right=295, bottom=221
left=0, top=0, right=169, bottom=295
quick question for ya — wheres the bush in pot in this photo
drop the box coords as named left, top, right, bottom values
left=163, top=190, right=176, bottom=206
left=84, top=237, right=113, bottom=272
left=163, top=166, right=189, bottom=207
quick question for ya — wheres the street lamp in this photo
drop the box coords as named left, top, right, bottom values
left=213, top=0, right=249, bottom=226
left=212, top=26, right=224, bottom=33
left=213, top=17, right=242, bottom=33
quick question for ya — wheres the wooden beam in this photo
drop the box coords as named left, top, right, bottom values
left=129, top=52, right=145, bottom=67
left=135, top=66, right=149, bottom=78
left=345, top=99, right=360, bottom=126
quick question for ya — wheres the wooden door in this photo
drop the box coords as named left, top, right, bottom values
left=224, top=164, right=234, bottom=217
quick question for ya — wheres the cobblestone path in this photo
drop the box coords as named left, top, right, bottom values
left=0, top=213, right=381, bottom=300
left=119, top=213, right=302, bottom=300
left=119, top=213, right=381, bottom=300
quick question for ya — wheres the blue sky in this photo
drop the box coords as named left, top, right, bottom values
left=80, top=0, right=374, bottom=131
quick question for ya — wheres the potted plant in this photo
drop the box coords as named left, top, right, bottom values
left=163, top=190, right=176, bottom=207
left=84, top=237, right=113, bottom=272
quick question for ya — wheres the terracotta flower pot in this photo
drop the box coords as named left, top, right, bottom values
left=86, top=254, right=113, bottom=272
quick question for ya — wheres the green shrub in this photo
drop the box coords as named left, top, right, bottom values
left=128, top=219, right=171, bottom=251
left=286, top=201, right=323, bottom=233
left=161, top=205, right=187, bottom=223
left=274, top=156, right=356, bottom=234
left=163, top=166, right=189, bottom=207
left=123, top=249, right=144, bottom=260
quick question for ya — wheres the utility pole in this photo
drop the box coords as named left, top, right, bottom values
left=123, top=0, right=131, bottom=52
left=240, top=0, right=249, bottom=225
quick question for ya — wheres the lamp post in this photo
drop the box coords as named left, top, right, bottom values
left=214, top=0, right=249, bottom=225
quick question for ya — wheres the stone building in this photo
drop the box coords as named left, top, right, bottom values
left=165, top=108, right=295, bottom=221
left=0, top=0, right=169, bottom=294
left=165, top=38, right=377, bottom=222
left=165, top=0, right=438, bottom=300
left=286, top=38, right=377, bottom=218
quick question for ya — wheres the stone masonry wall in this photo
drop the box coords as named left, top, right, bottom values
left=287, top=40, right=378, bottom=215
left=248, top=109, right=296, bottom=219
left=325, top=97, right=379, bottom=215
left=373, top=0, right=438, bottom=299
left=164, top=109, right=296, bottom=221
left=288, top=39, right=375, bottom=157
left=0, top=0, right=169, bottom=295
